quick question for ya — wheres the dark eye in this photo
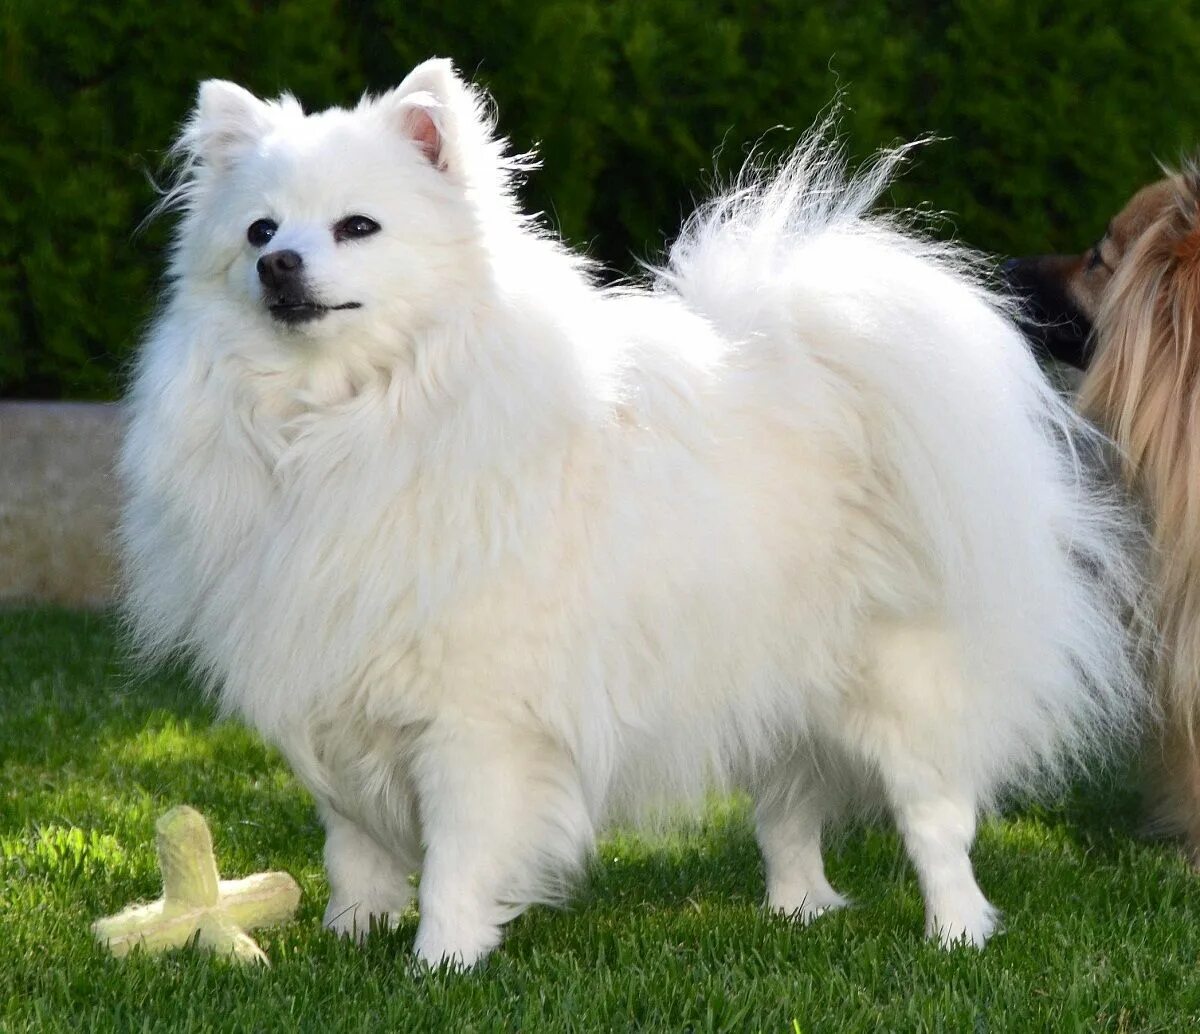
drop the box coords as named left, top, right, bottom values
left=1086, top=244, right=1111, bottom=273
left=334, top=215, right=381, bottom=243
left=247, top=219, right=278, bottom=247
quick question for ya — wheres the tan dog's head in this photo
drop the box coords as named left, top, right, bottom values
left=1003, top=177, right=1182, bottom=367
left=1074, top=162, right=1200, bottom=750
left=1078, top=160, right=1200, bottom=485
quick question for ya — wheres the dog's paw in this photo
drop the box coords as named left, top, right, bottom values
left=767, top=883, right=850, bottom=924
left=323, top=900, right=402, bottom=944
left=925, top=898, right=1000, bottom=949
left=412, top=915, right=500, bottom=970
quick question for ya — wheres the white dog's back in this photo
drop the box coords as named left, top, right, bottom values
left=120, top=61, right=1146, bottom=965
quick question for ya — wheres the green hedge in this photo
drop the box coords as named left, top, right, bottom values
left=4, top=0, right=1200, bottom=399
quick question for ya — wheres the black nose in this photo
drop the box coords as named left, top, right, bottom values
left=257, top=249, right=303, bottom=288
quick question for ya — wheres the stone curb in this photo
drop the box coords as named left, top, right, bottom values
left=0, top=401, right=122, bottom=607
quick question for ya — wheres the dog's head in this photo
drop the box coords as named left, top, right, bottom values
left=1078, top=161, right=1200, bottom=439
left=160, top=60, right=519, bottom=354
left=1003, top=177, right=1182, bottom=367
left=1065, top=162, right=1200, bottom=728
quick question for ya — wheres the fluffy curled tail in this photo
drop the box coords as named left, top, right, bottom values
left=659, top=123, right=1152, bottom=796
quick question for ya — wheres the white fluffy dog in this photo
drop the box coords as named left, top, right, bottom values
left=120, top=58, right=1145, bottom=966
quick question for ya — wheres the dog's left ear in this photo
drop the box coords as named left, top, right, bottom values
left=379, top=59, right=471, bottom=176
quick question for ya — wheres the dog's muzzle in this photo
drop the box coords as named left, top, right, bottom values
left=257, top=249, right=353, bottom=325
left=1001, top=256, right=1094, bottom=369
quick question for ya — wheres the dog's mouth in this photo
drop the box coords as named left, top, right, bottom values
left=1001, top=257, right=1094, bottom=368
left=268, top=300, right=363, bottom=325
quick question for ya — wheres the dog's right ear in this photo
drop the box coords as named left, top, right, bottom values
left=185, top=80, right=273, bottom=171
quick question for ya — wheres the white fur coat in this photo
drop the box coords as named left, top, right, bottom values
left=120, top=59, right=1145, bottom=964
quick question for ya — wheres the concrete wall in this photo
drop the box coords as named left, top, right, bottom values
left=0, top=402, right=122, bottom=607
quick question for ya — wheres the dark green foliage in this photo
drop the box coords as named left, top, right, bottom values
left=4, top=1, right=1200, bottom=399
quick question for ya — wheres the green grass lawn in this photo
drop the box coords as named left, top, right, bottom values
left=3, top=608, right=1200, bottom=1032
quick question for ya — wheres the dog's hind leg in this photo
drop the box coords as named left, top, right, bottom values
left=848, top=616, right=999, bottom=948
left=883, top=775, right=995, bottom=947
left=1151, top=724, right=1200, bottom=868
left=753, top=751, right=849, bottom=923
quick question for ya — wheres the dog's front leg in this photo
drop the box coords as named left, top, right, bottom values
left=322, top=807, right=419, bottom=943
left=410, top=718, right=591, bottom=968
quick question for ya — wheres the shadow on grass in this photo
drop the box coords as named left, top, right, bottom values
left=6, top=608, right=1193, bottom=948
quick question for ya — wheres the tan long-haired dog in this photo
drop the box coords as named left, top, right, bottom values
left=1007, top=163, right=1200, bottom=860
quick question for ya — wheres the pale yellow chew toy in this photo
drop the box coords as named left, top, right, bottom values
left=92, top=805, right=300, bottom=965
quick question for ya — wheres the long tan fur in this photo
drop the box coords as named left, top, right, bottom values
left=1078, top=161, right=1200, bottom=853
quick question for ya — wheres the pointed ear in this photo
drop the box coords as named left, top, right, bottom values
left=394, top=93, right=450, bottom=170
left=395, top=57, right=460, bottom=104
left=187, top=80, right=273, bottom=170
left=380, top=59, right=467, bottom=173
